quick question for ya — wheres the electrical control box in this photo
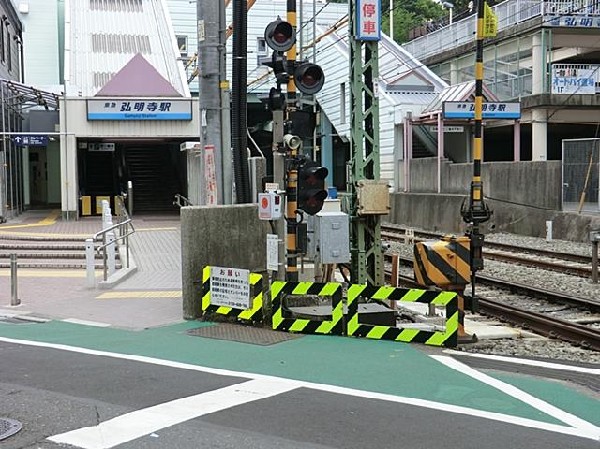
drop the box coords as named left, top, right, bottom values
left=258, top=192, right=282, bottom=220
left=315, top=211, right=350, bottom=264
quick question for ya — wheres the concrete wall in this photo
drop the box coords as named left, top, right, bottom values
left=181, top=204, right=269, bottom=320
left=408, top=159, right=561, bottom=210
left=391, top=160, right=600, bottom=242
left=389, top=193, right=600, bottom=242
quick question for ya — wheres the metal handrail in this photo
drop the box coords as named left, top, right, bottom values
left=173, top=193, right=194, bottom=207
left=93, top=218, right=136, bottom=281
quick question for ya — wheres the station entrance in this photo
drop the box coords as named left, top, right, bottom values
left=77, top=140, right=186, bottom=215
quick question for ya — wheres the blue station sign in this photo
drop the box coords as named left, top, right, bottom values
left=442, top=101, right=521, bottom=120
left=11, top=135, right=49, bottom=146
left=87, top=99, right=192, bottom=121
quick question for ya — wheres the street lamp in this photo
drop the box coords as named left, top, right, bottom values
left=442, top=1, right=454, bottom=24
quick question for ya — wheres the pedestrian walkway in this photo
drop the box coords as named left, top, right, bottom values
left=0, top=209, right=185, bottom=329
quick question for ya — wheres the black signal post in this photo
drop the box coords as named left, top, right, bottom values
left=461, top=0, right=492, bottom=309
left=262, top=10, right=326, bottom=282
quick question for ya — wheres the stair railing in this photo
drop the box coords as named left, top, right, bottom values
left=86, top=198, right=135, bottom=287
left=173, top=193, right=193, bottom=208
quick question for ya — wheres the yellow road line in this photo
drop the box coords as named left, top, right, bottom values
left=96, top=291, right=181, bottom=299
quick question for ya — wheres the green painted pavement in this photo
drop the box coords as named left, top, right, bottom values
left=489, top=372, right=600, bottom=427
left=0, top=319, right=591, bottom=427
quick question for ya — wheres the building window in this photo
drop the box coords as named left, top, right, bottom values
left=7, top=32, right=11, bottom=72
left=0, top=21, right=4, bottom=64
left=340, top=82, right=346, bottom=124
left=176, top=35, right=188, bottom=59
left=256, top=37, right=268, bottom=65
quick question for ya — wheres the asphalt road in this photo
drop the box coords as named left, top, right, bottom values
left=1, top=338, right=599, bottom=449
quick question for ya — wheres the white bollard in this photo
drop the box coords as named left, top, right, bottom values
left=85, top=238, right=96, bottom=288
left=546, top=220, right=553, bottom=242
left=102, top=200, right=113, bottom=229
left=107, top=231, right=116, bottom=276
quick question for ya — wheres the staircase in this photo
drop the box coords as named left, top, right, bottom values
left=0, top=235, right=122, bottom=269
left=125, top=147, right=181, bottom=213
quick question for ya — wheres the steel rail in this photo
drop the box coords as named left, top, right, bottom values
left=384, top=254, right=600, bottom=350
left=381, top=225, right=592, bottom=264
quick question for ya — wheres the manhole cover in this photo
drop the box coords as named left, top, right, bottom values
left=0, top=418, right=22, bottom=440
left=187, top=323, right=304, bottom=345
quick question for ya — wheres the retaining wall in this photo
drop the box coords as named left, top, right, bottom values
left=181, top=204, right=268, bottom=319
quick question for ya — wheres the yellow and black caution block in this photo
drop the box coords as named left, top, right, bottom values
left=413, top=236, right=470, bottom=287
left=347, top=285, right=458, bottom=347
left=80, top=195, right=122, bottom=216
left=201, top=266, right=263, bottom=322
left=271, top=281, right=343, bottom=335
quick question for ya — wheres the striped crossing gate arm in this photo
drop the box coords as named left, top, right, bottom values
left=201, top=266, right=264, bottom=323
left=271, top=281, right=344, bottom=335
left=347, top=284, right=458, bottom=347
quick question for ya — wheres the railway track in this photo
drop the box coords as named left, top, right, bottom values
left=381, top=225, right=595, bottom=279
left=383, top=253, right=600, bottom=351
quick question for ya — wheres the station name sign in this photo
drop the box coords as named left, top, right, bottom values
left=546, top=15, right=600, bottom=29
left=442, top=101, right=521, bottom=120
left=87, top=99, right=192, bottom=121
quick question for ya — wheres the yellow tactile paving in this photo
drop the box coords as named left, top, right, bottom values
left=0, top=269, right=95, bottom=278
left=96, top=291, right=181, bottom=299
left=0, top=210, right=61, bottom=231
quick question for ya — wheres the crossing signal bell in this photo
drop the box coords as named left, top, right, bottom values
left=297, top=159, right=328, bottom=216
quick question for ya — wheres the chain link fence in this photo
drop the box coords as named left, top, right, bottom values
left=562, top=138, right=600, bottom=213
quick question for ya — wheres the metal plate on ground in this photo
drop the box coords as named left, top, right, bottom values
left=0, top=418, right=22, bottom=440
left=0, top=317, right=38, bottom=325
left=187, top=323, right=304, bottom=345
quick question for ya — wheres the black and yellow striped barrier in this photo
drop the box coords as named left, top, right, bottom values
left=201, top=266, right=263, bottom=322
left=347, top=285, right=458, bottom=347
left=414, top=236, right=471, bottom=287
left=271, top=281, right=344, bottom=335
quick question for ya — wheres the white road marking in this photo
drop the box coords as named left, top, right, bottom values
left=443, top=349, right=600, bottom=375
left=0, top=336, right=598, bottom=444
left=48, top=378, right=297, bottom=449
left=61, top=319, right=111, bottom=327
left=432, top=355, right=600, bottom=436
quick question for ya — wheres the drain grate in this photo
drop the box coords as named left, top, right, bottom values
left=187, top=323, right=304, bottom=345
left=0, top=418, right=22, bottom=441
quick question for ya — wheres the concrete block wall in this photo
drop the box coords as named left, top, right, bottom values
left=389, top=193, right=600, bottom=243
left=181, top=204, right=269, bottom=319
left=408, top=159, right=562, bottom=210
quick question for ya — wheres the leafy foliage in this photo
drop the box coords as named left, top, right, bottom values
left=326, top=0, right=499, bottom=44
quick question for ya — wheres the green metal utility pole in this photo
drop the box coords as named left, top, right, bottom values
left=348, top=0, right=384, bottom=286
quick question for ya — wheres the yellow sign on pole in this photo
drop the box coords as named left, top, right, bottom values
left=483, top=2, right=498, bottom=37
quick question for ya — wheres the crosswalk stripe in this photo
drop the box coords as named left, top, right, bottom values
left=48, top=378, right=298, bottom=449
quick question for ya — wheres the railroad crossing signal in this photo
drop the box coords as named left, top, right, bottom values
left=261, top=18, right=325, bottom=106
left=297, top=159, right=328, bottom=216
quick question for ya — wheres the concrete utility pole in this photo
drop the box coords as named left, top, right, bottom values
left=197, top=0, right=227, bottom=204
